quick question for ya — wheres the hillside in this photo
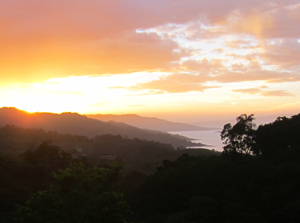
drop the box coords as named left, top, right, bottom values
left=0, top=107, right=205, bottom=148
left=0, top=125, right=219, bottom=171
left=87, top=114, right=215, bottom=131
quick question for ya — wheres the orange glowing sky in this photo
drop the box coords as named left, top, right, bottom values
left=1, top=0, right=300, bottom=122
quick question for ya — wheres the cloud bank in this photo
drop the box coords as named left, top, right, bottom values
left=1, top=0, right=300, bottom=118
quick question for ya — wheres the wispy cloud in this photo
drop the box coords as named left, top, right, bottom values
left=261, top=90, right=295, bottom=97
left=129, top=73, right=220, bottom=93
left=126, top=104, right=145, bottom=107
left=233, top=88, right=295, bottom=97
left=1, top=0, right=299, bottom=84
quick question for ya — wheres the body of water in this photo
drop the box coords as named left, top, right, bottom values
left=169, top=130, right=223, bottom=152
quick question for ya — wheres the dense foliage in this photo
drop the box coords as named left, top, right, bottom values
left=221, top=114, right=256, bottom=155
left=132, top=153, right=300, bottom=223
left=16, top=163, right=131, bottom=223
left=0, top=126, right=215, bottom=222
left=255, top=114, right=300, bottom=159
left=130, top=114, right=300, bottom=223
left=0, top=113, right=300, bottom=222
left=0, top=125, right=217, bottom=174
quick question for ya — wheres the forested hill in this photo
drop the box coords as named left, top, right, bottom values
left=87, top=114, right=215, bottom=131
left=0, top=125, right=218, bottom=172
left=0, top=125, right=218, bottom=222
left=1, top=113, right=300, bottom=222
left=0, top=107, right=204, bottom=148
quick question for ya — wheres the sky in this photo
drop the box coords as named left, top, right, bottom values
left=1, top=0, right=300, bottom=123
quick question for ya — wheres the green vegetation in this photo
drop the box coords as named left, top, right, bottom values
left=0, top=112, right=300, bottom=222
left=15, top=163, right=131, bottom=223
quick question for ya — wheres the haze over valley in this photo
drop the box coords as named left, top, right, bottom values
left=0, top=107, right=206, bottom=149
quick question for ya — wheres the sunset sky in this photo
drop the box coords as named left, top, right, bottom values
left=1, top=0, right=300, bottom=123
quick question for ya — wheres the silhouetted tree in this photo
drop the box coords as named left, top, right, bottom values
left=221, top=114, right=256, bottom=155
left=256, top=113, right=300, bottom=159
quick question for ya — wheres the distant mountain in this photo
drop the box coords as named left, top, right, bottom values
left=87, top=114, right=215, bottom=132
left=0, top=107, right=205, bottom=148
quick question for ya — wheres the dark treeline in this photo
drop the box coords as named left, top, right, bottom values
left=0, top=113, right=300, bottom=222
left=0, top=125, right=216, bottom=222
left=0, top=125, right=217, bottom=174
left=132, top=153, right=300, bottom=222
left=131, top=113, right=300, bottom=223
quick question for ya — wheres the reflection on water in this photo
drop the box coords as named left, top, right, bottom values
left=169, top=130, right=223, bottom=152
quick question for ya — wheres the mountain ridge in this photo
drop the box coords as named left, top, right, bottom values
left=87, top=114, right=216, bottom=132
left=0, top=107, right=205, bottom=149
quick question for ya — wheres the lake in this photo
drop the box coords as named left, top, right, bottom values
left=169, top=130, right=223, bottom=152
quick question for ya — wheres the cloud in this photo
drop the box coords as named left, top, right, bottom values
left=1, top=0, right=300, bottom=89
left=128, top=66, right=300, bottom=94
left=180, top=58, right=224, bottom=72
left=233, top=88, right=295, bottom=97
left=0, top=0, right=190, bottom=83
left=232, top=88, right=262, bottom=94
left=259, top=85, right=268, bottom=89
left=129, top=73, right=220, bottom=93
left=261, top=90, right=295, bottom=97
left=262, top=4, right=300, bottom=39
left=226, top=3, right=300, bottom=39
left=215, top=70, right=300, bottom=83
left=260, top=39, right=300, bottom=69
left=214, top=48, right=224, bottom=53
left=130, top=90, right=167, bottom=96
left=126, top=104, right=145, bottom=107
left=0, top=29, right=182, bottom=84
left=225, top=39, right=257, bottom=48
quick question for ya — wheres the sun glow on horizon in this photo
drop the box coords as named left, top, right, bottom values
left=1, top=72, right=299, bottom=122
left=0, top=72, right=168, bottom=115
left=1, top=1, right=300, bottom=122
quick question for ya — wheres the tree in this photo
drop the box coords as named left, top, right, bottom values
left=22, top=140, right=71, bottom=168
left=221, top=114, right=256, bottom=155
left=255, top=113, right=300, bottom=159
left=15, top=163, right=131, bottom=223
